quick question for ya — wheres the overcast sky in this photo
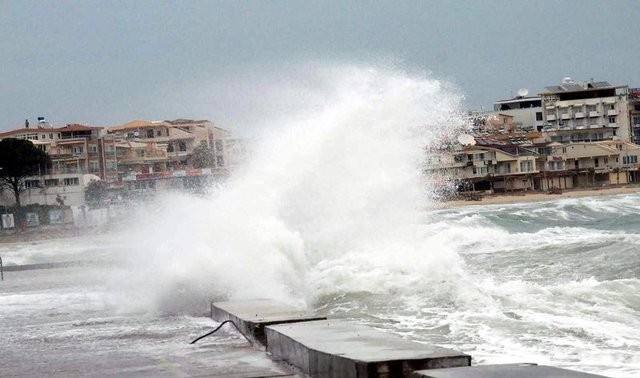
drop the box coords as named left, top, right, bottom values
left=1, top=1, right=639, bottom=135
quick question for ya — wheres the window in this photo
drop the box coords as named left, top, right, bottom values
left=609, top=104, right=615, bottom=110
left=72, top=146, right=83, bottom=155
left=472, top=167, right=488, bottom=175
left=45, top=179, right=59, bottom=187
left=215, top=140, right=223, bottom=152
left=89, top=145, right=98, bottom=153
left=594, top=158, right=599, bottom=168
left=156, top=130, right=163, bottom=137
left=604, top=157, right=608, bottom=164
left=167, top=143, right=174, bottom=152
left=520, top=160, right=533, bottom=172
left=63, top=177, right=79, bottom=186
left=137, top=150, right=145, bottom=157
left=536, top=112, right=543, bottom=121
left=24, top=180, right=40, bottom=189
left=41, top=134, right=46, bottom=139
left=634, top=116, right=640, bottom=126
left=587, top=105, right=597, bottom=112
left=179, top=142, right=187, bottom=152
left=49, top=133, right=54, bottom=139
left=216, top=155, right=224, bottom=167
left=609, top=117, right=616, bottom=124
left=146, top=129, right=154, bottom=138
left=90, top=162, right=99, bottom=173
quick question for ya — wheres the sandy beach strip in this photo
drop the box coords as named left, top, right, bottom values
left=437, top=184, right=640, bottom=209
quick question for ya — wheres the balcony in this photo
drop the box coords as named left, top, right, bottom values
left=608, top=123, right=618, bottom=128
left=547, top=114, right=556, bottom=121
left=589, top=111, right=600, bottom=117
left=560, top=113, right=571, bottom=120
left=607, top=109, right=619, bottom=116
left=574, top=112, right=584, bottom=118
left=589, top=124, right=602, bottom=129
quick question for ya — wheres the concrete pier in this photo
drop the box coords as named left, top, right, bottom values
left=211, top=299, right=326, bottom=346
left=411, top=363, right=609, bottom=378
left=266, top=319, right=471, bottom=378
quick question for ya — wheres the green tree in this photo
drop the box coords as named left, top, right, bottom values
left=190, top=141, right=216, bottom=168
left=0, top=138, right=50, bottom=206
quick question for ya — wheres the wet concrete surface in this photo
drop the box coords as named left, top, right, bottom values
left=0, top=266, right=296, bottom=377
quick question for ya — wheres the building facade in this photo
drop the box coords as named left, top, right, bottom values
left=0, top=119, right=235, bottom=207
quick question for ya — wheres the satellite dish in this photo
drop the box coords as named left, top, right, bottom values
left=133, top=131, right=139, bottom=137
left=457, top=134, right=476, bottom=146
left=517, top=88, right=529, bottom=97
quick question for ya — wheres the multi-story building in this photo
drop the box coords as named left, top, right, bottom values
left=0, top=123, right=103, bottom=206
left=493, top=94, right=544, bottom=132
left=106, top=119, right=231, bottom=195
left=432, top=79, right=640, bottom=196
left=540, top=79, right=631, bottom=143
left=427, top=139, right=539, bottom=192
left=0, top=118, right=236, bottom=206
left=629, top=88, right=640, bottom=142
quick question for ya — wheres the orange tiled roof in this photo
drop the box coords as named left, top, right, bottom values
left=109, top=120, right=164, bottom=131
left=0, top=128, right=33, bottom=138
left=58, top=124, right=102, bottom=132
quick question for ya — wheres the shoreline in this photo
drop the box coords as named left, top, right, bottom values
left=437, top=184, right=640, bottom=208
left=3, top=185, right=640, bottom=244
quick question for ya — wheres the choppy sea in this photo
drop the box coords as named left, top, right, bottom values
left=1, top=193, right=639, bottom=377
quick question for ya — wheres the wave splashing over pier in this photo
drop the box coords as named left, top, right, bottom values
left=111, top=63, right=466, bottom=314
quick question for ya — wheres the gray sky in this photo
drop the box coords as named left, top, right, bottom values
left=1, top=1, right=639, bottom=136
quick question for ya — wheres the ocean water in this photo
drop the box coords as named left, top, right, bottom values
left=1, top=65, right=638, bottom=377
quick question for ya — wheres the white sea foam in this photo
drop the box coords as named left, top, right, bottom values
left=106, top=63, right=467, bottom=315
left=4, top=63, right=639, bottom=376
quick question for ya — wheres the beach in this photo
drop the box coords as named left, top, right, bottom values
left=439, top=184, right=640, bottom=208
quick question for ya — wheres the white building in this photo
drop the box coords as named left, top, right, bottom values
left=493, top=94, right=544, bottom=132
left=539, top=79, right=631, bottom=143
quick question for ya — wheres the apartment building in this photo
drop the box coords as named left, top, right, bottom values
left=106, top=119, right=231, bottom=195
left=629, top=88, right=640, bottom=142
left=427, top=139, right=539, bottom=192
left=492, top=94, right=544, bottom=132
left=540, top=79, right=631, bottom=143
left=0, top=118, right=235, bottom=206
left=0, top=123, right=103, bottom=206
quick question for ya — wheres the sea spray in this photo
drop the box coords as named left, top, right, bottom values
left=106, top=63, right=468, bottom=315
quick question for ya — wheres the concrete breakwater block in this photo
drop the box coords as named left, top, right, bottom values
left=411, top=363, right=609, bottom=378
left=210, top=299, right=326, bottom=346
left=266, top=320, right=471, bottom=378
